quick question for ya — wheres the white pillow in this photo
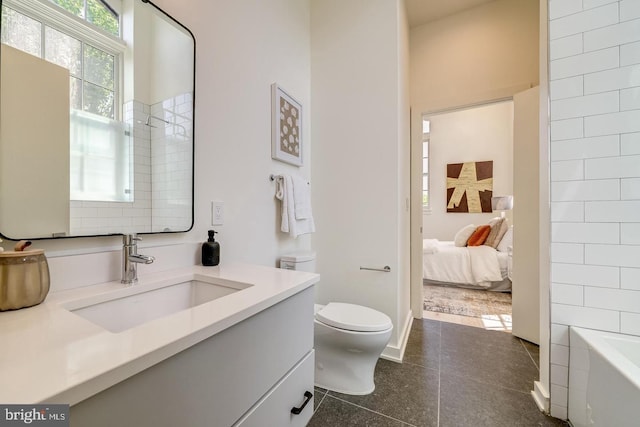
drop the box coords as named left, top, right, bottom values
left=454, top=224, right=476, bottom=247
left=496, top=225, right=513, bottom=252
left=488, top=216, right=502, bottom=227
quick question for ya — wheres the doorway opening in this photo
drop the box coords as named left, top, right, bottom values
left=415, top=100, right=515, bottom=332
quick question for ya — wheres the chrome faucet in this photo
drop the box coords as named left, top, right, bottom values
left=121, top=234, right=155, bottom=284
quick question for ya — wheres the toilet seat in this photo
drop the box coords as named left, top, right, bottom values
left=316, top=303, right=392, bottom=332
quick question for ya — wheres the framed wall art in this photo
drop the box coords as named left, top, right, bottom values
left=446, top=160, right=493, bottom=213
left=271, top=83, right=303, bottom=166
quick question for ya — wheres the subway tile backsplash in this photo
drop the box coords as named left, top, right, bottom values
left=549, top=0, right=640, bottom=417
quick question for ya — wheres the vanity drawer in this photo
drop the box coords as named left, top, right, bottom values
left=234, top=350, right=315, bottom=427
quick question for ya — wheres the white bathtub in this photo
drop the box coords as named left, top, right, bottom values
left=569, top=326, right=640, bottom=427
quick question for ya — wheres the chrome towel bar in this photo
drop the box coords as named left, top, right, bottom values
left=359, top=266, right=391, bottom=272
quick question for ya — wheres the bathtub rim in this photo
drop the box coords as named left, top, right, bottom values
left=570, top=326, right=640, bottom=391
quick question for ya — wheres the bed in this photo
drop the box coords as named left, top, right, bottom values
left=422, top=239, right=511, bottom=292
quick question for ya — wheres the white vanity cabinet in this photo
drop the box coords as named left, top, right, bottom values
left=70, top=286, right=315, bottom=427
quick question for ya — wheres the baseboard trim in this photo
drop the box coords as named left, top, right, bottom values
left=532, top=380, right=550, bottom=414
left=381, top=310, right=413, bottom=363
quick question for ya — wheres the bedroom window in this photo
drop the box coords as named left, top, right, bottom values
left=422, top=119, right=430, bottom=211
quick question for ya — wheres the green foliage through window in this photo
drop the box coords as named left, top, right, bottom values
left=50, top=0, right=119, bottom=36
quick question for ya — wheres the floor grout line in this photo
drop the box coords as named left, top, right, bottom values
left=313, top=391, right=328, bottom=414
left=520, top=339, right=540, bottom=371
left=323, top=394, right=419, bottom=427
left=442, top=369, right=538, bottom=396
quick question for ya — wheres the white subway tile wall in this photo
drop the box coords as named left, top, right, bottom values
left=150, top=93, right=193, bottom=232
left=549, top=0, right=640, bottom=417
left=551, top=363, right=569, bottom=388
left=550, top=201, right=585, bottom=222
left=550, top=75, right=584, bottom=100
left=69, top=100, right=152, bottom=235
left=551, top=242, right=584, bottom=264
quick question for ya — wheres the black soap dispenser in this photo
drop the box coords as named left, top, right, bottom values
left=202, top=230, right=220, bottom=266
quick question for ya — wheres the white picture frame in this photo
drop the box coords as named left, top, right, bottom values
left=271, top=83, right=303, bottom=167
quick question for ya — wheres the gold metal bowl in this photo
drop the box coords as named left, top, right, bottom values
left=0, top=249, right=50, bottom=311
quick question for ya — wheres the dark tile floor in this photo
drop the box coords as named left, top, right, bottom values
left=309, top=318, right=568, bottom=427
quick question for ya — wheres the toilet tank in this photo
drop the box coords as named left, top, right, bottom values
left=280, top=251, right=316, bottom=272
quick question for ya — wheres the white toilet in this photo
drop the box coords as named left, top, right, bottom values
left=281, top=252, right=393, bottom=395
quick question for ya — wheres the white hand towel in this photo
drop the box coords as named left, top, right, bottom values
left=275, top=175, right=315, bottom=238
left=292, top=174, right=312, bottom=219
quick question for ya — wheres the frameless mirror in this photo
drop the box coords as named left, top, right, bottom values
left=0, top=0, right=194, bottom=239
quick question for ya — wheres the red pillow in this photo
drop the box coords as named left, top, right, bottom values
left=467, top=225, right=491, bottom=246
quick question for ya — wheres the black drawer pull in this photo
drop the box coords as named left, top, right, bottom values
left=291, top=391, right=313, bottom=415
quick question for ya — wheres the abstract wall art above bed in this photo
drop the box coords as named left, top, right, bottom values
left=446, top=160, right=493, bottom=213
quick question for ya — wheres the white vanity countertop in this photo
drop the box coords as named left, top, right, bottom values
left=0, top=263, right=319, bottom=405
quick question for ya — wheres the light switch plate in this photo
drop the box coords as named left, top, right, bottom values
left=211, top=201, right=224, bottom=225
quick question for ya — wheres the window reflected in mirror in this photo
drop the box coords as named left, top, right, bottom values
left=0, top=0, right=194, bottom=239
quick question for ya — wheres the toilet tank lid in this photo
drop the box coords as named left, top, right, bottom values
left=316, top=302, right=392, bottom=332
left=280, top=251, right=316, bottom=263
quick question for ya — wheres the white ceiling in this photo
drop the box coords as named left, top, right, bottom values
left=405, top=0, right=497, bottom=27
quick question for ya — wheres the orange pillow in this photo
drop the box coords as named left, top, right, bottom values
left=467, top=225, right=491, bottom=246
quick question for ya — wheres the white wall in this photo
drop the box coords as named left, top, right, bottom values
left=397, top=0, right=412, bottom=342
left=423, top=101, right=514, bottom=240
left=311, top=0, right=411, bottom=359
left=548, top=0, right=640, bottom=420
left=410, top=0, right=539, bottom=115
left=3, top=0, right=312, bottom=292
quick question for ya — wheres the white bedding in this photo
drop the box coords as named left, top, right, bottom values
left=423, top=240, right=510, bottom=289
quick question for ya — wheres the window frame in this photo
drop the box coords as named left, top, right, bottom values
left=2, top=0, right=131, bottom=203
left=2, top=0, right=125, bottom=120
left=422, top=121, right=431, bottom=213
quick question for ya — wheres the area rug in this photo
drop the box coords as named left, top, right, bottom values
left=423, top=284, right=512, bottom=318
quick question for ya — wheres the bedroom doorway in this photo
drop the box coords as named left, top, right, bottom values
left=411, top=99, right=516, bottom=331
left=410, top=90, right=541, bottom=344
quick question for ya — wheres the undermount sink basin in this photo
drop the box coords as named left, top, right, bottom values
left=64, top=275, right=252, bottom=333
